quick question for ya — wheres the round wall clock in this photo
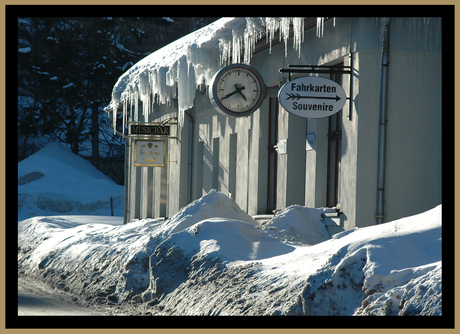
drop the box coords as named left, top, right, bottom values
left=209, top=64, right=266, bottom=117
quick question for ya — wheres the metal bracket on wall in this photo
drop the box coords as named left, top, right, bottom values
left=279, top=64, right=353, bottom=120
left=320, top=208, right=342, bottom=221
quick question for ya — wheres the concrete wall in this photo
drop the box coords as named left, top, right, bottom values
left=349, top=49, right=381, bottom=229
left=383, top=50, right=442, bottom=223
left=305, top=117, right=329, bottom=208
left=191, top=90, right=266, bottom=214
left=341, top=18, right=442, bottom=228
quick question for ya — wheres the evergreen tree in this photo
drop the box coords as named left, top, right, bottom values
left=18, top=16, right=219, bottom=183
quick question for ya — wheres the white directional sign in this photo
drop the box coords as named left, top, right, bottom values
left=278, top=76, right=346, bottom=118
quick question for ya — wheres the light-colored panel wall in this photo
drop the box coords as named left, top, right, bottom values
left=383, top=50, right=442, bottom=222
left=276, top=105, right=289, bottom=210
left=140, top=167, right=148, bottom=219
left=343, top=18, right=442, bottom=228
left=234, top=117, right=249, bottom=212
left=248, top=102, right=270, bottom=215
left=353, top=50, right=381, bottom=229
left=167, top=116, right=191, bottom=217
left=286, top=111, right=307, bottom=207
left=304, top=117, right=329, bottom=208
left=129, top=139, right=138, bottom=221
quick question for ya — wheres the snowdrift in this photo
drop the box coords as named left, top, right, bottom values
left=259, top=205, right=330, bottom=245
left=18, top=191, right=442, bottom=316
left=18, top=142, right=124, bottom=220
left=17, top=142, right=443, bottom=316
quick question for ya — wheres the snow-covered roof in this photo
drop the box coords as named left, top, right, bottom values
left=106, top=17, right=317, bottom=130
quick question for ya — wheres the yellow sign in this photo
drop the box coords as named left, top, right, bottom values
left=134, top=139, right=166, bottom=167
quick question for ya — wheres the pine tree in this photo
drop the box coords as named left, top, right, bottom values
left=18, top=16, right=219, bottom=182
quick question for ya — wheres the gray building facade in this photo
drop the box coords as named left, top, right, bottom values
left=107, top=17, right=443, bottom=232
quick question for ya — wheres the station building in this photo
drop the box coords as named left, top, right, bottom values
left=105, top=17, right=444, bottom=234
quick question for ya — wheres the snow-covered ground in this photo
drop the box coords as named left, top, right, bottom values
left=17, top=142, right=443, bottom=318
left=18, top=142, right=124, bottom=221
left=18, top=275, right=107, bottom=316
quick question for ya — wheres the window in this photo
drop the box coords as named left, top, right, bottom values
left=229, top=133, right=237, bottom=199
left=267, top=97, right=279, bottom=213
left=326, top=65, right=343, bottom=207
left=212, top=137, right=219, bottom=190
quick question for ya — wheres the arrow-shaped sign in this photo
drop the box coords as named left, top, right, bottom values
left=286, top=93, right=342, bottom=102
left=278, top=76, right=347, bottom=119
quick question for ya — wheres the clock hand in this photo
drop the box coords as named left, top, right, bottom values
left=232, top=85, right=247, bottom=101
left=237, top=86, right=247, bottom=101
left=221, top=85, right=246, bottom=100
left=221, top=90, right=238, bottom=100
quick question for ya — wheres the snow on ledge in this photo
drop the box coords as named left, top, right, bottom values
left=106, top=17, right=319, bottom=130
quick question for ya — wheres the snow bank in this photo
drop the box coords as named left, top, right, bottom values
left=288, top=205, right=442, bottom=316
left=18, top=217, right=160, bottom=305
left=18, top=190, right=292, bottom=306
left=259, top=205, right=330, bottom=245
left=16, top=143, right=442, bottom=316
left=157, top=189, right=257, bottom=237
left=18, top=184, right=442, bottom=316
left=18, top=142, right=124, bottom=220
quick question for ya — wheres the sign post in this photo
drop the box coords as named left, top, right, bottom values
left=278, top=76, right=346, bottom=118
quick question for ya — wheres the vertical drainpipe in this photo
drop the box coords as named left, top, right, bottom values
left=123, top=136, right=130, bottom=224
left=376, top=18, right=391, bottom=224
left=187, top=115, right=194, bottom=204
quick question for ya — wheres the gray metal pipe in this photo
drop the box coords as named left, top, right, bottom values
left=376, top=18, right=391, bottom=224
left=187, top=116, right=194, bottom=204
left=123, top=137, right=130, bottom=224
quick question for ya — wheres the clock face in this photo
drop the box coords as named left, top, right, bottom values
left=210, top=64, right=266, bottom=117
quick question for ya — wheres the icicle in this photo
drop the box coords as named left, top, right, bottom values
left=112, top=103, right=117, bottom=135
left=138, top=70, right=150, bottom=118
left=243, top=18, right=254, bottom=64
left=280, top=17, right=291, bottom=57
left=128, top=93, right=132, bottom=122
left=317, top=17, right=321, bottom=37
left=242, top=18, right=265, bottom=64
left=134, top=91, right=139, bottom=122
left=316, top=17, right=324, bottom=38
left=232, top=32, right=242, bottom=64
left=292, top=17, right=304, bottom=58
left=321, top=17, right=325, bottom=36
left=219, top=38, right=231, bottom=65
left=265, top=17, right=280, bottom=55
left=157, top=67, right=169, bottom=105
left=177, top=55, right=196, bottom=128
left=122, top=98, right=126, bottom=136
left=149, top=70, right=155, bottom=120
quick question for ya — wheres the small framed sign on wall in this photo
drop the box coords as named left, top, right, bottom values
left=134, top=139, right=166, bottom=167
